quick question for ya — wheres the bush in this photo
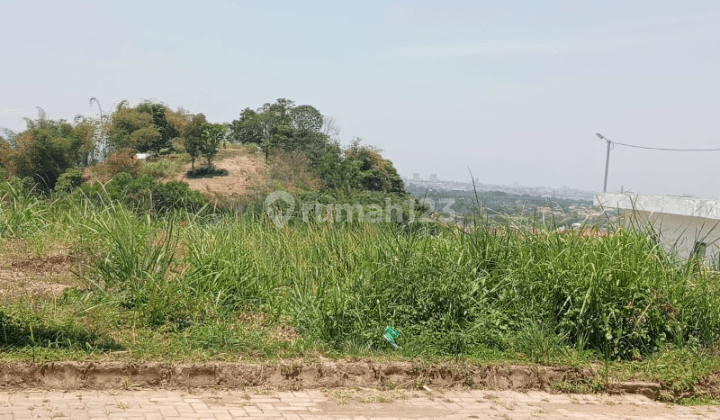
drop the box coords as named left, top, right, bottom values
left=109, top=174, right=210, bottom=216
left=91, top=150, right=140, bottom=182
left=140, top=158, right=183, bottom=180
left=185, top=166, right=229, bottom=179
left=54, top=168, right=85, bottom=195
left=9, top=113, right=95, bottom=191
left=78, top=173, right=212, bottom=217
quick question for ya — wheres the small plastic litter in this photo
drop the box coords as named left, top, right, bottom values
left=383, top=326, right=399, bottom=349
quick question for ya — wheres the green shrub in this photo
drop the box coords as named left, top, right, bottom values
left=54, top=168, right=85, bottom=195
left=77, top=173, right=211, bottom=217
left=185, top=166, right=229, bottom=179
left=140, top=158, right=182, bottom=180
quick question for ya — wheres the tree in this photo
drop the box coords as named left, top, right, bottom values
left=184, top=114, right=206, bottom=170
left=198, top=122, right=227, bottom=168
left=230, top=99, right=328, bottom=163
left=341, top=139, right=405, bottom=194
left=9, top=109, right=95, bottom=190
left=184, top=114, right=227, bottom=169
left=136, top=102, right=178, bottom=152
left=0, top=136, right=10, bottom=168
left=0, top=136, right=10, bottom=180
left=108, top=102, right=155, bottom=151
left=108, top=101, right=186, bottom=154
left=291, top=105, right=323, bottom=132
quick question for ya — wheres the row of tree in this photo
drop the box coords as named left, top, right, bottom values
left=0, top=98, right=404, bottom=195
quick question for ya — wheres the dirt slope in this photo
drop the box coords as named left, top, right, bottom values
left=176, top=152, right=266, bottom=199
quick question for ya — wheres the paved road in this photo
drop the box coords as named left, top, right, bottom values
left=0, top=388, right=716, bottom=419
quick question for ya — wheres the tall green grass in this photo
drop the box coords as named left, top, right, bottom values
left=2, top=177, right=720, bottom=365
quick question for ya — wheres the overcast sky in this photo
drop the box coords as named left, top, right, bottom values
left=1, top=0, right=719, bottom=197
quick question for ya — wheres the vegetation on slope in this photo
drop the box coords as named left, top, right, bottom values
left=1, top=98, right=720, bottom=400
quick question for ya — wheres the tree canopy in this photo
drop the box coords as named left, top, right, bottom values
left=7, top=110, right=95, bottom=190
left=0, top=136, right=10, bottom=168
left=108, top=101, right=186, bottom=154
left=230, top=98, right=327, bottom=164
left=0, top=98, right=405, bottom=197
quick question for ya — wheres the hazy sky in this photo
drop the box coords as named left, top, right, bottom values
left=2, top=1, right=720, bottom=197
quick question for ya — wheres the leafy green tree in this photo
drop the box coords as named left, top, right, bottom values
left=199, top=122, right=227, bottom=168
left=184, top=114, right=206, bottom=169
left=0, top=136, right=9, bottom=180
left=9, top=109, right=95, bottom=190
left=184, top=114, right=227, bottom=169
left=108, top=101, right=155, bottom=151
left=108, top=101, right=185, bottom=154
left=341, top=139, right=405, bottom=194
left=229, top=108, right=263, bottom=145
left=0, top=136, right=10, bottom=168
left=54, top=168, right=85, bottom=195
left=230, top=98, right=328, bottom=163
left=136, top=102, right=178, bottom=152
left=291, top=104, right=323, bottom=132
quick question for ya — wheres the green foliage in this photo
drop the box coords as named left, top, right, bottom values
left=79, top=173, right=210, bottom=217
left=74, top=207, right=717, bottom=359
left=108, top=101, right=186, bottom=154
left=262, top=190, right=422, bottom=227
left=139, top=158, right=184, bottom=180
left=0, top=136, right=10, bottom=169
left=0, top=311, right=120, bottom=351
left=8, top=110, right=95, bottom=190
left=345, top=140, right=404, bottom=193
left=184, top=114, right=206, bottom=169
left=0, top=137, right=7, bottom=181
left=137, top=102, right=179, bottom=152
left=184, top=114, right=227, bottom=170
left=230, top=98, right=329, bottom=165
left=0, top=176, right=44, bottom=238
left=229, top=108, right=263, bottom=145
left=108, top=103, right=154, bottom=151
left=198, top=122, right=228, bottom=168
left=230, top=99, right=404, bottom=196
left=129, top=126, right=162, bottom=153
left=5, top=181, right=720, bottom=398
left=318, top=139, right=404, bottom=194
left=74, top=211, right=719, bottom=360
left=185, top=166, right=229, bottom=179
left=95, top=149, right=141, bottom=181
left=54, top=168, right=85, bottom=195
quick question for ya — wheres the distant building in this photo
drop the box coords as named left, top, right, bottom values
left=595, top=192, right=720, bottom=263
left=413, top=173, right=420, bottom=181
left=429, top=174, right=438, bottom=182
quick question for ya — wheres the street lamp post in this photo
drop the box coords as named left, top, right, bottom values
left=596, top=133, right=611, bottom=193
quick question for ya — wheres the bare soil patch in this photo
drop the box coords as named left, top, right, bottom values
left=0, top=255, right=75, bottom=297
left=10, top=254, right=74, bottom=274
left=177, top=152, right=266, bottom=199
